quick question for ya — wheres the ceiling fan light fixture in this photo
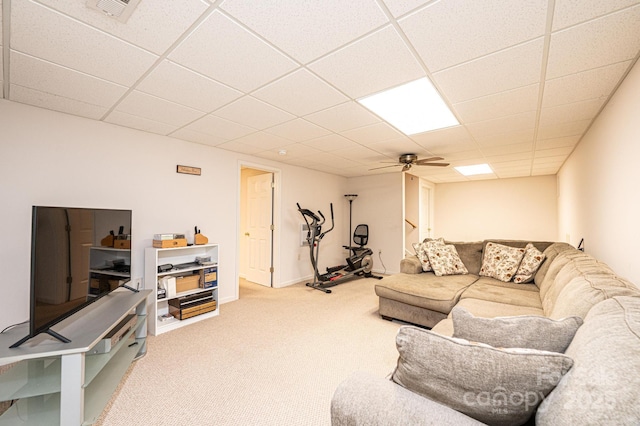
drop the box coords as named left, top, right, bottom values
left=455, top=164, right=493, bottom=176
left=357, top=77, right=459, bottom=135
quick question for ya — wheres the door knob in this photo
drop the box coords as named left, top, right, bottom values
left=244, top=232, right=250, bottom=236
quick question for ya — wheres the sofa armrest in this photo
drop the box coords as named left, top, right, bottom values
left=401, top=255, right=423, bottom=274
left=331, top=372, right=484, bottom=426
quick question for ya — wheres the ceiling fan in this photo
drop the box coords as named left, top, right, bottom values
left=370, top=154, right=450, bottom=172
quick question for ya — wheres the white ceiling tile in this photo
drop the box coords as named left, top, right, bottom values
left=10, top=51, right=127, bottom=107
left=230, top=132, right=292, bottom=151
left=303, top=134, right=361, bottom=152
left=482, top=143, right=533, bottom=156
left=309, top=25, right=424, bottom=99
left=274, top=143, right=323, bottom=159
left=535, top=135, right=581, bottom=149
left=213, top=96, right=294, bottom=130
left=331, top=145, right=391, bottom=163
left=253, top=69, right=348, bottom=116
left=11, top=0, right=158, bottom=86
left=169, top=11, right=298, bottom=92
left=220, top=0, right=388, bottom=63
left=533, top=155, right=566, bottom=165
left=382, top=0, right=430, bottom=17
left=35, top=0, right=210, bottom=55
left=538, top=98, right=604, bottom=128
left=419, top=139, right=479, bottom=155
left=534, top=146, right=575, bottom=158
left=487, top=159, right=532, bottom=168
left=170, top=128, right=227, bottom=147
left=410, top=125, right=474, bottom=146
left=542, top=61, right=631, bottom=107
left=216, top=140, right=263, bottom=155
left=105, top=110, right=178, bottom=135
left=136, top=60, right=242, bottom=113
left=467, top=111, right=537, bottom=140
left=265, top=119, right=332, bottom=142
left=367, top=137, right=428, bottom=156
left=537, top=119, right=591, bottom=140
left=304, top=102, right=380, bottom=133
left=485, top=151, right=534, bottom=164
left=546, top=6, right=640, bottom=79
left=342, top=122, right=405, bottom=145
left=184, top=114, right=256, bottom=140
left=433, top=149, right=484, bottom=162
left=10, top=84, right=108, bottom=119
left=433, top=38, right=545, bottom=103
left=474, top=128, right=535, bottom=146
left=115, top=91, right=205, bottom=127
left=400, top=0, right=547, bottom=72
left=552, top=0, right=640, bottom=31
left=453, top=84, right=539, bottom=123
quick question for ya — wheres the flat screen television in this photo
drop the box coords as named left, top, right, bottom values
left=10, top=206, right=135, bottom=348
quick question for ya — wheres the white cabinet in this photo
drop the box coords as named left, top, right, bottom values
left=0, top=289, right=150, bottom=425
left=145, top=244, right=219, bottom=336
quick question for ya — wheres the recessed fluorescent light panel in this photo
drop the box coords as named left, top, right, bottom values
left=357, top=78, right=459, bottom=135
left=455, top=164, right=493, bottom=176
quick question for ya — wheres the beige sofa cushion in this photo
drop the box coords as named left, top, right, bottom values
left=541, top=253, right=640, bottom=319
left=533, top=242, right=574, bottom=288
left=393, top=326, right=573, bottom=426
left=537, top=296, right=640, bottom=425
left=451, top=306, right=582, bottom=353
left=454, top=298, right=545, bottom=318
left=460, top=278, right=542, bottom=309
left=375, top=273, right=477, bottom=314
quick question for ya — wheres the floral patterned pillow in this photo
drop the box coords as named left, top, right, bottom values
left=479, top=242, right=526, bottom=282
left=514, top=243, right=546, bottom=283
left=425, top=242, right=468, bottom=277
left=412, top=238, right=444, bottom=272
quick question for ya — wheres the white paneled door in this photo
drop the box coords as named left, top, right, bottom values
left=246, top=173, right=274, bottom=287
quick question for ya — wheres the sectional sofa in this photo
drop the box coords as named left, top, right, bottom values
left=331, top=240, right=640, bottom=425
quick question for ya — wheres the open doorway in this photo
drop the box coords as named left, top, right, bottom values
left=404, top=174, right=434, bottom=254
left=238, top=164, right=280, bottom=291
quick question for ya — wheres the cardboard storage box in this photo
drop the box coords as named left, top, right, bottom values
left=170, top=300, right=217, bottom=320
left=153, top=238, right=187, bottom=248
left=175, top=274, right=201, bottom=293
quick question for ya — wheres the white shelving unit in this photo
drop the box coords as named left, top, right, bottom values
left=145, top=244, right=219, bottom=336
left=0, top=289, right=150, bottom=425
left=88, top=247, right=131, bottom=296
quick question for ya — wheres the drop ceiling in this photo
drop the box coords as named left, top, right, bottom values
left=1, top=0, right=639, bottom=182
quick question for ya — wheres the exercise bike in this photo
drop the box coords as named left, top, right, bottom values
left=297, top=202, right=382, bottom=293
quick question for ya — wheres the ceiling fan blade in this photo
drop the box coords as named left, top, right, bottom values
left=416, top=162, right=449, bottom=167
left=415, top=157, right=444, bottom=165
left=369, top=164, right=402, bottom=171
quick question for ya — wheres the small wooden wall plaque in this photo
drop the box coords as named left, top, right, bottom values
left=177, top=165, right=201, bottom=176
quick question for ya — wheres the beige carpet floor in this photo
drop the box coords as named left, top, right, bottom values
left=96, top=278, right=402, bottom=425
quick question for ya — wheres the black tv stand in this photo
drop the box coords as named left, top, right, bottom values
left=9, top=328, right=71, bottom=349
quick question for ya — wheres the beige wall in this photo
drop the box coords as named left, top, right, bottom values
left=434, top=175, right=558, bottom=242
left=0, top=100, right=347, bottom=329
left=558, top=60, right=640, bottom=286
left=347, top=173, right=404, bottom=274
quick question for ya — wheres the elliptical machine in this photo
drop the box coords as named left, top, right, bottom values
left=297, top=202, right=382, bottom=293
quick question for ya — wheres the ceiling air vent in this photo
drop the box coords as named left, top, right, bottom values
left=86, top=0, right=141, bottom=23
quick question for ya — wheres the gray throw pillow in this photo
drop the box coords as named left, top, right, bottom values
left=451, top=307, right=582, bottom=353
left=392, top=326, right=573, bottom=426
